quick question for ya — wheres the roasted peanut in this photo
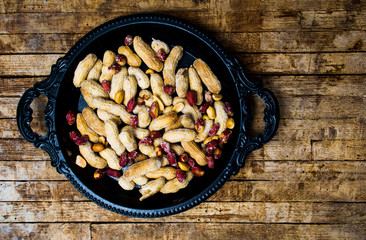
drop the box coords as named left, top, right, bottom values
left=193, top=58, right=222, bottom=94
left=139, top=143, right=157, bottom=158
left=109, top=67, right=128, bottom=101
left=82, top=107, right=106, bottom=136
left=150, top=73, right=172, bottom=106
left=115, top=54, right=127, bottom=66
left=128, top=66, right=150, bottom=89
left=96, top=109, right=122, bottom=125
left=139, top=177, right=166, bottom=201
left=172, top=102, right=184, bottom=113
left=80, top=79, right=109, bottom=99
left=153, top=95, right=165, bottom=112
left=212, top=94, right=223, bottom=101
left=153, top=137, right=163, bottom=147
left=180, top=114, right=195, bottom=129
left=163, top=128, right=197, bottom=143
left=175, top=68, right=189, bottom=98
left=117, top=45, right=142, bottom=67
left=145, top=69, right=154, bottom=74
left=114, top=91, right=124, bottom=104
left=92, top=143, right=105, bottom=152
left=73, top=53, right=98, bottom=87
left=188, top=66, right=203, bottom=105
left=160, top=171, right=193, bottom=194
left=171, top=144, right=185, bottom=156
left=173, top=97, right=202, bottom=121
left=76, top=113, right=99, bottom=143
left=118, top=176, right=135, bottom=190
left=123, top=158, right=162, bottom=181
left=151, top=38, right=170, bottom=54
left=87, top=59, right=103, bottom=81
left=79, top=141, right=107, bottom=169
left=178, top=162, right=190, bottom=172
left=121, top=125, right=150, bottom=140
left=207, top=106, right=216, bottom=119
left=133, top=176, right=149, bottom=186
left=203, top=135, right=219, bottom=146
left=119, top=130, right=137, bottom=152
left=181, top=141, right=207, bottom=166
left=105, top=119, right=125, bottom=156
left=99, top=148, right=122, bottom=170
left=92, top=97, right=132, bottom=125
left=139, top=90, right=155, bottom=107
left=75, top=155, right=87, bottom=168
left=149, top=112, right=178, bottom=131
left=195, top=119, right=214, bottom=143
left=162, top=106, right=173, bottom=114
left=226, top=118, right=235, bottom=129
left=145, top=166, right=176, bottom=180
left=165, top=117, right=183, bottom=131
left=99, top=50, right=117, bottom=82
left=123, top=75, right=138, bottom=106
left=163, top=46, right=183, bottom=86
left=133, top=36, right=163, bottom=72
left=214, top=101, right=229, bottom=135
left=136, top=106, right=151, bottom=128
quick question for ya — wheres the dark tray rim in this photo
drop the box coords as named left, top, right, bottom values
left=17, top=13, right=279, bottom=218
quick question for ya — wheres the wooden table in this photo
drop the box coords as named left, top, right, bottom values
left=1, top=1, right=365, bottom=239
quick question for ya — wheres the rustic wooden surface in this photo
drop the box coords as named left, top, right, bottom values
left=1, top=0, right=365, bottom=239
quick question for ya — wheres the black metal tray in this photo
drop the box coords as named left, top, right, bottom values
left=17, top=13, right=279, bottom=218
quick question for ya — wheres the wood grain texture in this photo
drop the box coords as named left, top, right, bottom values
left=0, top=223, right=90, bottom=240
left=2, top=31, right=366, bottom=54
left=1, top=11, right=366, bottom=34
left=90, top=223, right=366, bottom=240
left=1, top=201, right=365, bottom=223
left=1, top=179, right=364, bottom=202
left=1, top=0, right=366, bottom=238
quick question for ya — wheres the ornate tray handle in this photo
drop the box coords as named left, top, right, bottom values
left=226, top=57, right=280, bottom=175
left=16, top=57, right=70, bottom=175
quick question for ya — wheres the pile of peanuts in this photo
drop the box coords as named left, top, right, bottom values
left=66, top=35, right=234, bottom=201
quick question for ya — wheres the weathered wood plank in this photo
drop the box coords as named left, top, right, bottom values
left=0, top=34, right=82, bottom=54
left=218, top=31, right=366, bottom=53
left=1, top=201, right=365, bottom=223
left=0, top=223, right=90, bottom=240
left=0, top=139, right=50, bottom=160
left=90, top=223, right=366, bottom=240
left=4, top=0, right=364, bottom=13
left=259, top=75, right=366, bottom=98
left=0, top=54, right=62, bottom=76
left=255, top=118, right=366, bottom=141
left=212, top=0, right=366, bottom=12
left=236, top=160, right=366, bottom=181
left=2, top=31, right=366, bottom=54
left=2, top=53, right=366, bottom=76
left=0, top=77, right=42, bottom=97
left=273, top=96, right=365, bottom=120
left=249, top=140, right=311, bottom=160
left=1, top=11, right=366, bottom=34
left=3, top=0, right=210, bottom=13
left=2, top=160, right=365, bottom=182
left=313, top=140, right=366, bottom=160
left=1, top=179, right=364, bottom=202
left=237, top=53, right=366, bottom=75
left=0, top=161, right=63, bottom=180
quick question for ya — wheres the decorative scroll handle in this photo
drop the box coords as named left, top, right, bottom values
left=226, top=57, right=280, bottom=175
left=16, top=57, right=70, bottom=175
